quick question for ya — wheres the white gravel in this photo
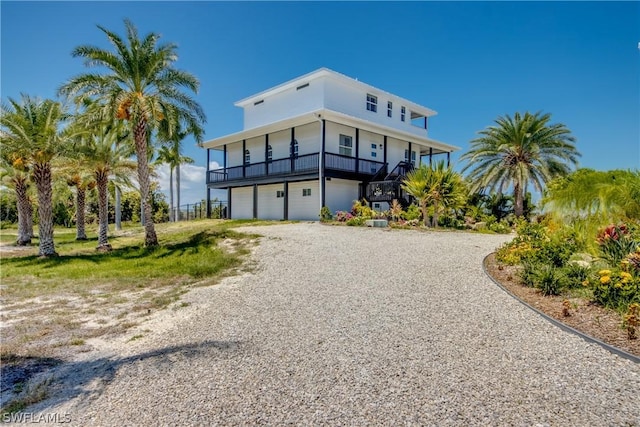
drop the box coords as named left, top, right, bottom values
left=29, top=223, right=640, bottom=426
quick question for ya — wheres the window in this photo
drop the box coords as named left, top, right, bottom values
left=401, top=106, right=406, bottom=122
left=303, top=188, right=312, bottom=197
left=296, top=83, right=309, bottom=90
left=371, top=143, right=377, bottom=149
left=366, top=94, right=377, bottom=112
left=374, top=203, right=381, bottom=210
left=387, top=101, right=393, bottom=117
left=254, top=100, right=264, bottom=106
left=267, top=144, right=273, bottom=162
left=276, top=190, right=284, bottom=198
left=244, top=149, right=250, bottom=165
left=404, top=149, right=409, bottom=162
left=371, top=151, right=377, bottom=158
left=339, top=134, right=353, bottom=156
left=411, top=151, right=416, bottom=167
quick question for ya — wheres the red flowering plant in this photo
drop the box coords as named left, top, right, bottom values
left=597, top=223, right=638, bottom=266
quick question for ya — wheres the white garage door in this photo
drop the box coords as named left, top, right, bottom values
left=288, top=180, right=320, bottom=221
left=325, top=178, right=359, bottom=214
left=231, top=186, right=253, bottom=219
left=258, top=184, right=284, bottom=220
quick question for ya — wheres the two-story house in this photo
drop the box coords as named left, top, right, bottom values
left=203, top=68, right=459, bottom=220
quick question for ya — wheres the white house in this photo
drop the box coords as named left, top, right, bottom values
left=202, top=68, right=459, bottom=220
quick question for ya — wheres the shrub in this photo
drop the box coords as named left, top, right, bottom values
left=346, top=217, right=366, bottom=226
left=488, top=220, right=512, bottom=234
left=597, top=223, right=639, bottom=266
left=593, top=268, right=640, bottom=311
left=402, top=204, right=421, bottom=221
left=320, top=206, right=332, bottom=222
left=351, top=199, right=374, bottom=219
left=520, top=260, right=540, bottom=288
left=334, top=211, right=353, bottom=222
left=562, top=261, right=591, bottom=288
left=536, top=264, right=564, bottom=296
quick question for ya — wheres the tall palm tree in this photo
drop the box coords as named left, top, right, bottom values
left=461, top=111, right=579, bottom=217
left=65, top=170, right=94, bottom=240
left=0, top=153, right=33, bottom=245
left=75, top=125, right=136, bottom=251
left=156, top=126, right=195, bottom=222
left=1, top=95, right=67, bottom=257
left=59, top=19, right=206, bottom=247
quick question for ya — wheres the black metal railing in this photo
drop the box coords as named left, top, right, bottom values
left=207, top=151, right=386, bottom=184
left=366, top=180, right=403, bottom=202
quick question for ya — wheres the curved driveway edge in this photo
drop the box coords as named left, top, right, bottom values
left=29, top=223, right=640, bottom=426
left=483, top=254, right=640, bottom=364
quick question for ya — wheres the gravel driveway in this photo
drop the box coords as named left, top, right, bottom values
left=31, top=223, right=639, bottom=425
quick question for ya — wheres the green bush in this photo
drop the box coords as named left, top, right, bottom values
left=562, top=262, right=591, bottom=288
left=593, top=269, right=640, bottom=311
left=402, top=204, right=421, bottom=221
left=536, top=264, right=564, bottom=296
left=346, top=217, right=366, bottom=226
left=319, top=206, right=332, bottom=222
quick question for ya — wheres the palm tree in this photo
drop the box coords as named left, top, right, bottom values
left=461, top=111, right=579, bottom=217
left=402, top=166, right=430, bottom=226
left=59, top=19, right=206, bottom=247
left=156, top=126, right=195, bottom=222
left=65, top=171, right=94, bottom=240
left=1, top=95, right=67, bottom=257
left=423, top=161, right=467, bottom=228
left=76, top=125, right=136, bottom=251
left=0, top=153, right=33, bottom=245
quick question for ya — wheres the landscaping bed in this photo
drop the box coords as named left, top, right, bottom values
left=484, top=252, right=640, bottom=357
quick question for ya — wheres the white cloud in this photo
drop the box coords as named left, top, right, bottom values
left=154, top=163, right=207, bottom=206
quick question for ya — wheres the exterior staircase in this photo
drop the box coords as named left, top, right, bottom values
left=365, top=161, right=414, bottom=208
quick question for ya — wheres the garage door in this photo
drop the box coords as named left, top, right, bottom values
left=231, top=186, right=253, bottom=219
left=258, top=184, right=284, bottom=220
left=325, top=178, right=359, bottom=214
left=288, top=180, right=320, bottom=221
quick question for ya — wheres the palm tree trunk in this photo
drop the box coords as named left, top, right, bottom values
left=421, top=199, right=428, bottom=227
left=432, top=201, right=439, bottom=228
left=514, top=182, right=524, bottom=217
left=115, top=186, right=122, bottom=231
left=14, top=176, right=32, bottom=246
left=176, top=162, right=181, bottom=222
left=169, top=166, right=174, bottom=222
left=96, top=171, right=111, bottom=251
left=134, top=118, right=158, bottom=247
left=32, top=162, right=57, bottom=257
left=75, top=186, right=88, bottom=240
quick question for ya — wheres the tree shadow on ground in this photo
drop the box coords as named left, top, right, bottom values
left=3, top=340, right=242, bottom=414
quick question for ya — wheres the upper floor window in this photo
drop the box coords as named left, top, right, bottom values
left=401, top=106, right=406, bottom=122
left=244, top=149, right=251, bottom=165
left=366, top=94, right=377, bottom=112
left=404, top=149, right=409, bottom=162
left=267, top=144, right=273, bottom=162
left=387, top=101, right=393, bottom=117
left=339, top=134, right=353, bottom=156
left=411, top=150, right=417, bottom=167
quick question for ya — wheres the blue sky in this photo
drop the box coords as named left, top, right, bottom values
left=2, top=1, right=639, bottom=205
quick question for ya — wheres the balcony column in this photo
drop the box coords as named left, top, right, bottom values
left=253, top=184, right=258, bottom=219
left=355, top=128, right=359, bottom=173
left=290, top=128, right=295, bottom=172
left=242, top=140, right=246, bottom=178
left=383, top=136, right=387, bottom=167
left=447, top=152, right=451, bottom=168
left=320, top=119, right=326, bottom=209
left=429, top=147, right=433, bottom=166
left=223, top=144, right=227, bottom=177
left=283, top=181, right=288, bottom=220
left=265, top=134, right=269, bottom=175
left=227, top=187, right=232, bottom=219
left=408, top=142, right=412, bottom=165
left=206, top=187, right=211, bottom=219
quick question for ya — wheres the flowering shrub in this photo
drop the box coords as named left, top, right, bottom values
left=335, top=211, right=353, bottom=222
left=596, top=223, right=638, bottom=266
left=593, top=268, right=640, bottom=311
